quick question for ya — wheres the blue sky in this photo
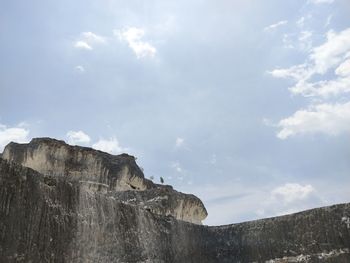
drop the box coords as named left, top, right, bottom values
left=1, top=0, right=350, bottom=225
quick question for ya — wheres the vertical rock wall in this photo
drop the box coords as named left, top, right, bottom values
left=0, top=159, right=78, bottom=262
left=0, top=138, right=349, bottom=262
left=2, top=139, right=207, bottom=225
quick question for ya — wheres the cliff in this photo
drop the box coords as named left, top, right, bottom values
left=0, top=138, right=349, bottom=262
left=2, top=138, right=207, bottom=225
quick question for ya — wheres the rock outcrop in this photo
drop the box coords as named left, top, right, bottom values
left=2, top=138, right=207, bottom=225
left=0, top=138, right=349, bottom=262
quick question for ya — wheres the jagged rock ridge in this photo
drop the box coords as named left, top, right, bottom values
left=0, top=138, right=349, bottom=263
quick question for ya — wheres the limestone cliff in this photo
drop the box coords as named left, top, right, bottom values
left=0, top=138, right=349, bottom=262
left=2, top=138, right=207, bottom=224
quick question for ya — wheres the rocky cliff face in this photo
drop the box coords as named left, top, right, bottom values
left=0, top=138, right=349, bottom=262
left=2, top=138, right=207, bottom=225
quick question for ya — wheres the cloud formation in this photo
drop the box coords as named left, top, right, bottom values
left=308, top=0, right=334, bottom=4
left=66, top=130, right=91, bottom=145
left=256, top=183, right=319, bottom=218
left=271, top=183, right=315, bottom=203
left=264, top=20, right=288, bottom=32
left=270, top=27, right=350, bottom=138
left=74, top=31, right=106, bottom=50
left=0, top=124, right=30, bottom=152
left=115, top=27, right=156, bottom=58
left=311, top=29, right=350, bottom=74
left=74, top=41, right=92, bottom=50
left=92, top=137, right=127, bottom=154
left=2, top=0, right=349, bottom=226
left=277, top=102, right=350, bottom=139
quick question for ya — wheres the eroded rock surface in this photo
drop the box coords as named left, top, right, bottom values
left=2, top=138, right=152, bottom=191
left=2, top=138, right=207, bottom=224
left=0, top=138, right=349, bottom=262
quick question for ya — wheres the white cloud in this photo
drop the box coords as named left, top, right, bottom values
left=92, top=137, right=127, bottom=154
left=74, top=41, right=92, bottom=50
left=257, top=182, right=323, bottom=222
left=289, top=75, right=350, bottom=98
left=308, top=0, right=334, bottom=4
left=311, top=29, right=350, bottom=74
left=74, top=31, right=106, bottom=50
left=296, top=14, right=313, bottom=28
left=81, top=32, right=106, bottom=44
left=66, top=130, right=91, bottom=145
left=264, top=20, right=288, bottom=32
left=0, top=124, right=30, bottom=152
left=271, top=183, right=315, bottom=203
left=270, top=27, right=350, bottom=139
left=271, top=28, right=350, bottom=81
left=269, top=63, right=311, bottom=81
left=335, top=59, right=350, bottom=77
left=277, top=102, right=350, bottom=139
left=190, top=181, right=321, bottom=225
left=175, top=137, right=184, bottom=147
left=75, top=65, right=85, bottom=73
left=114, top=27, right=156, bottom=58
left=281, top=29, right=313, bottom=51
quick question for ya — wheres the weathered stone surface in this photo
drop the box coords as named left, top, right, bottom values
left=2, top=138, right=207, bottom=224
left=0, top=158, right=78, bottom=263
left=111, top=186, right=207, bottom=224
left=2, top=138, right=152, bottom=191
left=0, top=138, right=349, bottom=262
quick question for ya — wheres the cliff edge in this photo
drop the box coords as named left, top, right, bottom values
left=0, top=138, right=349, bottom=263
left=2, top=138, right=207, bottom=225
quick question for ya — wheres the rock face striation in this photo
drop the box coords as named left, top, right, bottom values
left=0, top=138, right=349, bottom=262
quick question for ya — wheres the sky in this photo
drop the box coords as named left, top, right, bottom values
left=1, top=0, right=350, bottom=226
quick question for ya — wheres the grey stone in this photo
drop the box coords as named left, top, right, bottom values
left=0, top=138, right=349, bottom=262
left=2, top=138, right=207, bottom=224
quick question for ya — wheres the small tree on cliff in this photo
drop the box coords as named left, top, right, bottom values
left=160, top=176, right=164, bottom=184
